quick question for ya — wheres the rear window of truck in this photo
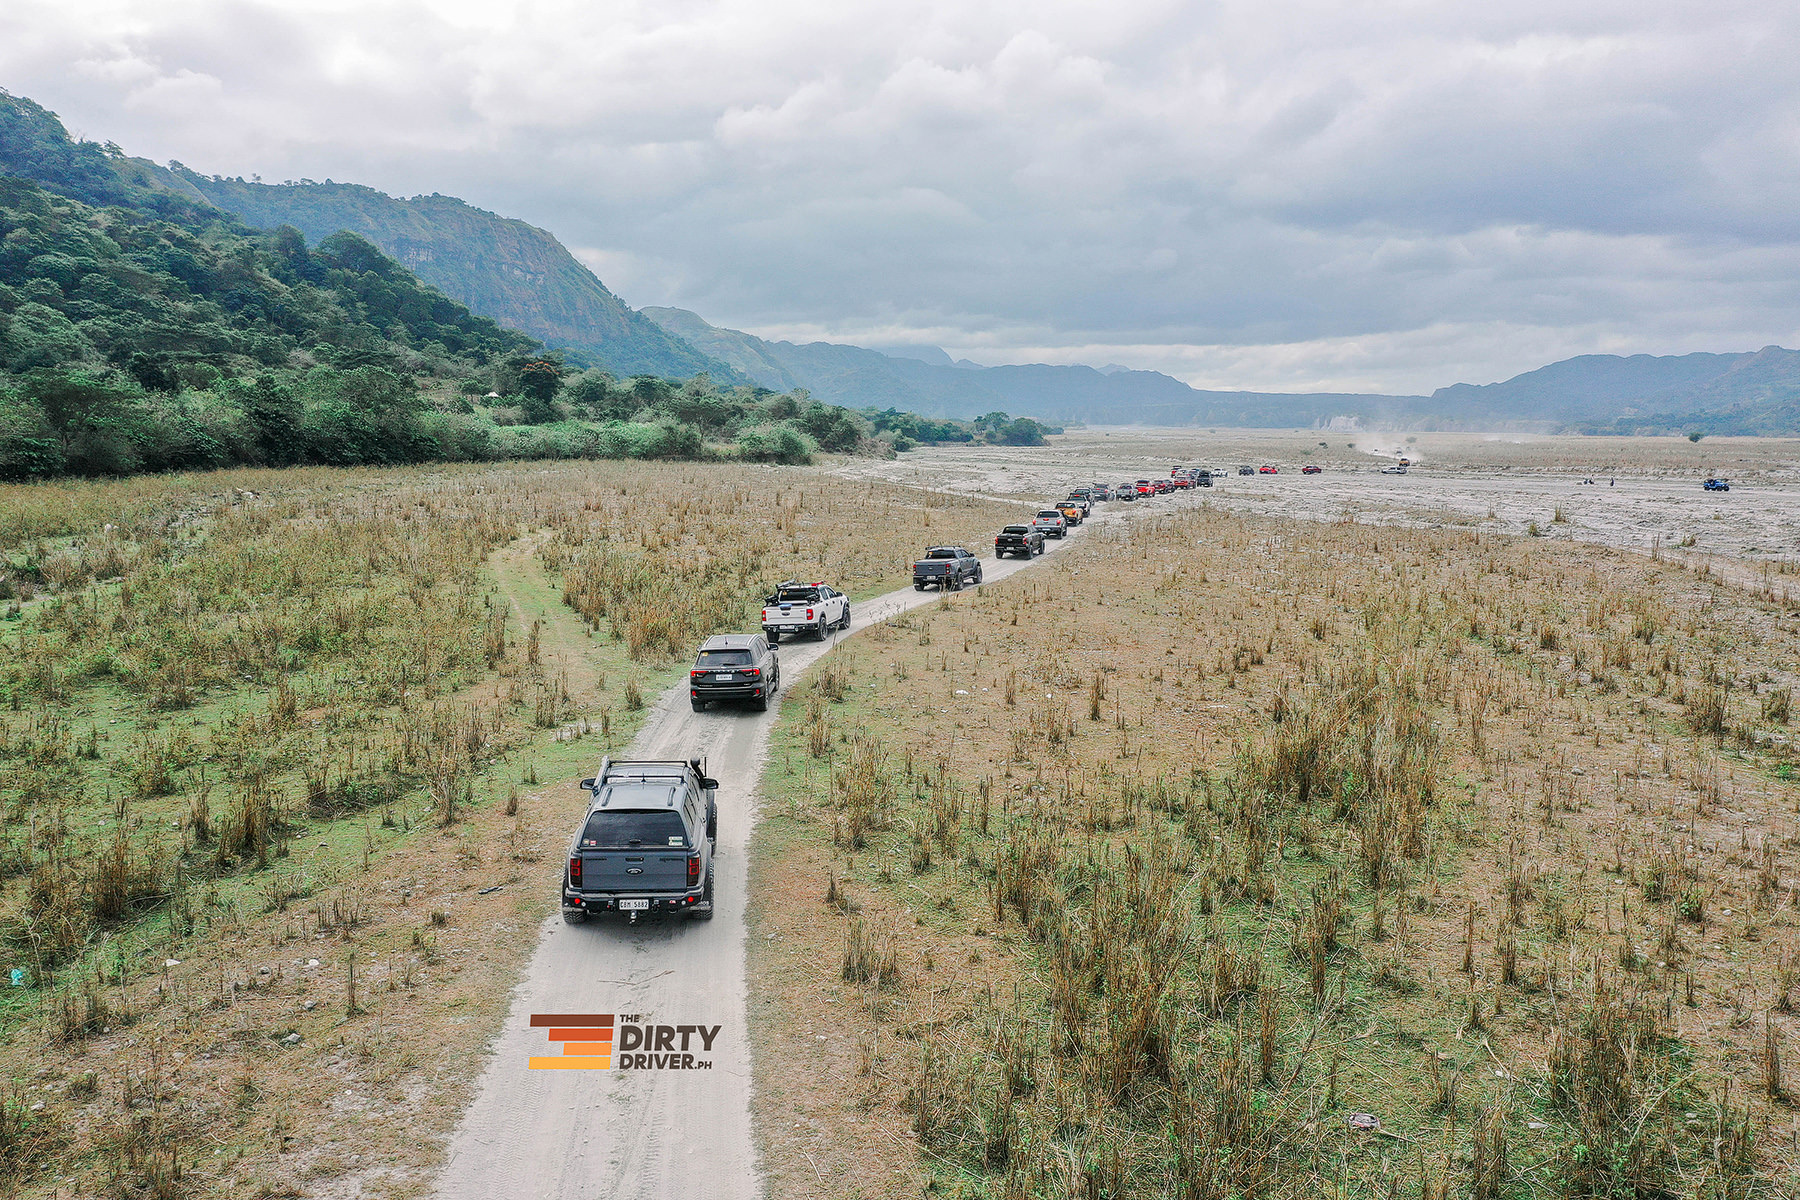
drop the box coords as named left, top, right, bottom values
left=696, top=649, right=753, bottom=667
left=580, top=810, right=688, bottom=849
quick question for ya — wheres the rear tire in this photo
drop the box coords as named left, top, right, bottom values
left=973, top=567, right=983, bottom=585
left=767, top=632, right=780, bottom=645
left=689, top=866, right=715, bottom=920
left=562, top=909, right=587, bottom=925
left=753, top=692, right=769, bottom=712
left=913, top=582, right=924, bottom=591
left=692, top=699, right=706, bottom=712
left=840, top=606, right=852, bottom=629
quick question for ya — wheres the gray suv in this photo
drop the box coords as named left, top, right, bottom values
left=563, top=758, right=718, bottom=923
left=689, top=633, right=780, bottom=711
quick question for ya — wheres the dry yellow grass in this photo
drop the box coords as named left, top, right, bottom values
left=0, top=458, right=1017, bottom=1198
left=749, top=504, right=1800, bottom=1199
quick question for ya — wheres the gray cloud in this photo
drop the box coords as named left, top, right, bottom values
left=4, top=0, right=1798, bottom=393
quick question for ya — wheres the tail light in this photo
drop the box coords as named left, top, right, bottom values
left=569, top=856, right=582, bottom=886
left=691, top=669, right=705, bottom=678
left=805, top=607, right=814, bottom=620
left=687, top=855, right=701, bottom=886
left=742, top=667, right=761, bottom=678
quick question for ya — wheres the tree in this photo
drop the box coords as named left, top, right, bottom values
left=234, top=373, right=304, bottom=465
left=20, top=367, right=146, bottom=473
left=0, top=385, right=65, bottom=479
left=998, top=417, right=1046, bottom=446
left=3, top=302, right=92, bottom=371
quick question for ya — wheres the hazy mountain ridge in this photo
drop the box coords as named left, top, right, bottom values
left=644, top=308, right=1800, bottom=433
left=175, top=177, right=746, bottom=383
left=643, top=307, right=1426, bottom=425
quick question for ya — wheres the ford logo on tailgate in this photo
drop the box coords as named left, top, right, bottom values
left=626, top=868, right=643, bottom=875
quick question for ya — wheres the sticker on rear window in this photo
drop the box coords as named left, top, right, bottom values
left=668, top=836, right=683, bottom=845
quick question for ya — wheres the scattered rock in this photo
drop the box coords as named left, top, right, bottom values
left=302, top=1000, right=317, bottom=1011
left=283, top=1033, right=302, bottom=1046
left=1347, top=1113, right=1381, bottom=1131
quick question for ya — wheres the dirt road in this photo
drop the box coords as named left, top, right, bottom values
left=431, top=520, right=1098, bottom=1200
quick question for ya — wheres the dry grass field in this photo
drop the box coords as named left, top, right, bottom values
left=748, top=502, right=1800, bottom=1200
left=0, top=459, right=1015, bottom=1198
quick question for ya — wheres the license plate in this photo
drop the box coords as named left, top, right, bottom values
left=619, top=899, right=649, bottom=912
left=716, top=673, right=735, bottom=681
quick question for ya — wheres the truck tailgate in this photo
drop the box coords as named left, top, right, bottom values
left=580, top=851, right=690, bottom=893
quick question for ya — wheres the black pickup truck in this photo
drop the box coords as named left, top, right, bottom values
left=912, top=546, right=983, bottom=590
left=994, top=525, right=1045, bottom=559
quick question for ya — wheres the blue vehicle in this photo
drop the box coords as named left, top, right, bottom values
left=1704, top=478, right=1730, bottom=491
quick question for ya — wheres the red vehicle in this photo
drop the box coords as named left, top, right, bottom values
left=1257, top=465, right=1278, bottom=474
left=1301, top=464, right=1322, bottom=475
left=1135, top=480, right=1154, bottom=496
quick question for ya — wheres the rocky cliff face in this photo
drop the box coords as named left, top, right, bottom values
left=178, top=176, right=741, bottom=381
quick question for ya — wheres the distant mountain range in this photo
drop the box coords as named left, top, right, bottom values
left=646, top=307, right=1800, bottom=434
left=4, top=87, right=1796, bottom=433
left=643, top=306, right=1423, bottom=426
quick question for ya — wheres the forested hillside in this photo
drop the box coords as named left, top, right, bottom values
left=0, top=92, right=962, bottom=478
left=178, top=175, right=743, bottom=382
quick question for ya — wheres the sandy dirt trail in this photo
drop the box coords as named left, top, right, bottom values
left=431, top=515, right=1103, bottom=1200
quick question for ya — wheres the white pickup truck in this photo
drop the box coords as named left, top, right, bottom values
left=760, top=581, right=850, bottom=643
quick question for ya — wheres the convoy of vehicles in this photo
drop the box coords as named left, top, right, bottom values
left=582, top=465, right=1351, bottom=928
left=995, top=525, right=1046, bottom=558
left=690, top=634, right=781, bottom=711
left=760, top=581, right=850, bottom=643
left=912, top=545, right=984, bottom=590
left=562, top=758, right=718, bottom=924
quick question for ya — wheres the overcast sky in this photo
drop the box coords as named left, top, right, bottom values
left=5, top=0, right=1798, bottom=393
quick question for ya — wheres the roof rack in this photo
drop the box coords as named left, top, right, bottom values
left=593, top=757, right=708, bottom=784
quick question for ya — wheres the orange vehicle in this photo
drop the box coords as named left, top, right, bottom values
left=1055, top=501, right=1083, bottom=525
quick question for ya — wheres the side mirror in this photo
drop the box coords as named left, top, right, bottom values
left=579, top=778, right=596, bottom=789
left=700, top=777, right=719, bottom=791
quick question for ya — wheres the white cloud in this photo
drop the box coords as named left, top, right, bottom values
left=4, top=0, right=1799, bottom=391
